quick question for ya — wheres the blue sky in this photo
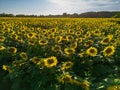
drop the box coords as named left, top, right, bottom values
left=0, top=0, right=120, bottom=15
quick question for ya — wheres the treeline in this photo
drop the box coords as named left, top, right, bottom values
left=0, top=11, right=120, bottom=18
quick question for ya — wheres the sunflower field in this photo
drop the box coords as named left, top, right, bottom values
left=0, top=17, right=120, bottom=90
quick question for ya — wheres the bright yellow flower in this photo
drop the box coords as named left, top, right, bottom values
left=52, top=45, right=61, bottom=52
left=7, top=47, right=17, bottom=54
left=19, top=52, right=28, bottom=60
left=64, top=48, right=75, bottom=55
left=38, top=39, right=48, bottom=45
left=84, top=40, right=93, bottom=47
left=70, top=42, right=77, bottom=48
left=28, top=39, right=35, bottom=45
left=107, top=85, right=120, bottom=90
left=31, top=57, right=41, bottom=64
left=76, top=38, right=83, bottom=43
left=57, top=74, right=73, bottom=84
left=61, top=61, right=73, bottom=70
left=0, top=36, right=5, bottom=42
left=67, top=35, right=74, bottom=41
left=2, top=65, right=8, bottom=71
left=55, top=36, right=62, bottom=43
left=44, top=56, right=58, bottom=68
left=86, top=47, right=98, bottom=57
left=0, top=45, right=5, bottom=51
left=103, top=46, right=115, bottom=57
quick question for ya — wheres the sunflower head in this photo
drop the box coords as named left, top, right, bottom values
left=70, top=42, right=77, bottom=48
left=44, top=56, right=58, bottom=68
left=103, top=46, right=115, bottom=57
left=0, top=36, right=5, bottom=42
left=57, top=74, right=73, bottom=84
left=31, top=57, right=41, bottom=64
left=28, top=39, right=35, bottom=45
left=61, top=61, right=73, bottom=70
left=64, top=48, right=75, bottom=55
left=86, top=47, right=98, bottom=57
left=67, top=35, right=74, bottom=41
left=76, top=38, right=83, bottom=43
left=7, top=47, right=17, bottom=54
left=75, top=31, right=81, bottom=37
left=55, top=36, right=62, bottom=43
left=0, top=45, right=5, bottom=51
left=52, top=45, right=61, bottom=52
left=19, top=52, right=28, bottom=60
left=107, top=85, right=120, bottom=90
left=38, top=39, right=48, bottom=45
left=84, top=40, right=93, bottom=47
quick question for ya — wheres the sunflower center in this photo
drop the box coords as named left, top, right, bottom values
left=103, top=38, right=109, bottom=43
left=90, top=49, right=95, bottom=53
left=47, top=59, right=54, bottom=64
left=105, top=48, right=112, bottom=53
left=40, top=40, right=46, bottom=43
left=21, top=54, right=27, bottom=58
left=67, top=49, right=74, bottom=53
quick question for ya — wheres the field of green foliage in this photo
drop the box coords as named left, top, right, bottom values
left=0, top=18, right=120, bottom=90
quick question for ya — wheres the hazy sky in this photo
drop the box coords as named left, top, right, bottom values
left=0, top=0, right=120, bottom=15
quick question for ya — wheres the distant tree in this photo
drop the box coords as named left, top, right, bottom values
left=0, top=13, right=14, bottom=17
left=62, top=12, right=68, bottom=17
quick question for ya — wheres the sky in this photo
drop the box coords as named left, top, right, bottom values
left=0, top=0, right=120, bottom=15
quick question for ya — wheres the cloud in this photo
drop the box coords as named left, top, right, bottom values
left=43, top=0, right=120, bottom=14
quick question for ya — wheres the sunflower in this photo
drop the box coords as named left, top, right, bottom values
left=101, top=35, right=113, bottom=45
left=16, top=36, right=23, bottom=43
left=93, top=30, right=101, bottom=36
left=41, top=29, right=47, bottom=34
left=107, top=85, right=120, bottom=90
left=55, top=36, right=62, bottom=43
left=31, top=56, right=41, bottom=64
left=64, top=48, right=75, bottom=55
left=2, top=65, right=8, bottom=71
left=66, top=35, right=74, bottom=41
left=52, top=45, right=61, bottom=52
left=103, top=46, right=115, bottom=57
left=51, top=28, right=57, bottom=33
left=28, top=39, right=35, bottom=45
left=75, top=31, right=81, bottom=37
left=0, top=36, right=5, bottom=42
left=0, top=30, right=5, bottom=35
left=101, top=37, right=111, bottom=45
left=48, top=34, right=54, bottom=39
left=73, top=80, right=90, bottom=88
left=84, top=40, right=93, bottom=47
left=85, top=31, right=91, bottom=38
left=0, top=45, right=5, bottom=51
left=86, top=47, right=98, bottom=57
left=61, top=61, right=73, bottom=70
left=76, top=38, right=83, bottom=43
left=10, top=34, right=18, bottom=40
left=79, top=52, right=88, bottom=58
left=44, top=56, right=58, bottom=68
left=19, top=52, right=28, bottom=60
left=27, top=33, right=35, bottom=38
left=67, top=29, right=74, bottom=34
left=70, top=42, right=77, bottom=48
left=57, top=74, right=73, bottom=84
left=7, top=47, right=17, bottom=54
left=38, top=39, right=48, bottom=45
left=62, top=35, right=67, bottom=41
left=58, top=30, right=65, bottom=35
